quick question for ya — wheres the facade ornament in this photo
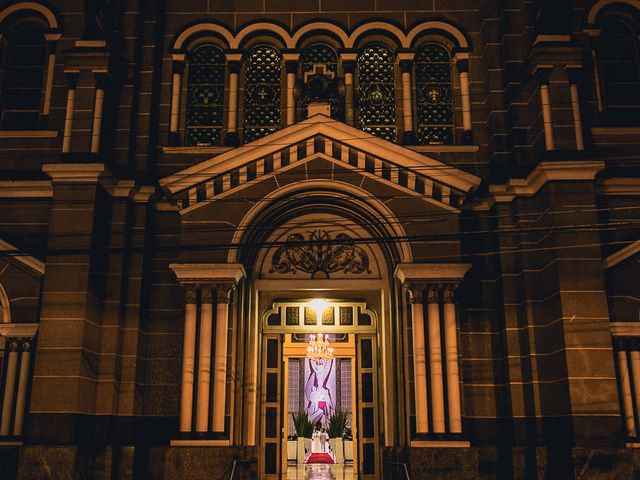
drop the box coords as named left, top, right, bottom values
left=185, top=285, right=197, bottom=304
left=8, top=338, right=20, bottom=352
left=427, top=286, right=440, bottom=304
left=443, top=285, right=455, bottom=304
left=215, top=283, right=234, bottom=304
left=270, top=230, right=370, bottom=278
left=404, top=282, right=426, bottom=304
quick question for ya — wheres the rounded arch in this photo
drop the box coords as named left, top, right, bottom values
left=233, top=21, right=293, bottom=49
left=588, top=0, right=640, bottom=24
left=0, top=1, right=59, bottom=30
left=406, top=20, right=471, bottom=50
left=348, top=20, right=406, bottom=49
left=171, top=21, right=234, bottom=51
left=292, top=21, right=349, bottom=49
left=227, top=180, right=412, bottom=266
left=0, top=284, right=10, bottom=324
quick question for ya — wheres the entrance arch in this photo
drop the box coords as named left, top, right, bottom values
left=231, top=181, right=409, bottom=479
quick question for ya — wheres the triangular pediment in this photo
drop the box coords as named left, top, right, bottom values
left=160, top=115, right=481, bottom=212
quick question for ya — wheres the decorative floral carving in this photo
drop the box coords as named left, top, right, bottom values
left=270, top=230, right=370, bottom=278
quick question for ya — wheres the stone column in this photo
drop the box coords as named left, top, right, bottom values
left=196, top=287, right=213, bottom=432
left=342, top=60, right=356, bottom=126
left=180, top=286, right=197, bottom=432
left=13, top=338, right=32, bottom=436
left=41, top=40, right=57, bottom=120
left=169, top=59, right=185, bottom=146
left=535, top=68, right=554, bottom=151
left=427, top=287, right=446, bottom=433
left=406, top=283, right=429, bottom=434
left=630, top=346, right=640, bottom=419
left=225, top=59, right=241, bottom=146
left=443, top=286, right=462, bottom=433
left=399, top=60, right=416, bottom=145
left=212, top=285, right=232, bottom=432
left=567, top=68, right=585, bottom=151
left=285, top=59, right=299, bottom=126
left=62, top=72, right=79, bottom=153
left=617, top=347, right=636, bottom=437
left=90, top=73, right=107, bottom=153
left=591, top=47, right=604, bottom=113
left=456, top=59, right=473, bottom=144
left=0, top=339, right=19, bottom=436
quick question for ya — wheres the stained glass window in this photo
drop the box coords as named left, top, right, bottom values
left=598, top=17, right=640, bottom=125
left=185, top=44, right=226, bottom=146
left=0, top=23, right=47, bottom=130
left=243, top=45, right=282, bottom=142
left=357, top=45, right=397, bottom=142
left=300, top=43, right=342, bottom=120
left=415, top=43, right=454, bottom=145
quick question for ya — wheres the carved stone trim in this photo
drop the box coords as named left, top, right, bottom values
left=270, top=230, right=370, bottom=279
left=215, top=283, right=234, bottom=304
left=404, top=282, right=427, bottom=304
left=185, top=285, right=197, bottom=304
left=201, top=286, right=213, bottom=304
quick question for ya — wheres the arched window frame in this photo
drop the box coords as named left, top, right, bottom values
left=0, top=4, right=60, bottom=131
left=298, top=42, right=342, bottom=120
left=414, top=42, right=456, bottom=145
left=241, top=43, right=283, bottom=143
left=182, top=42, right=228, bottom=147
left=594, top=8, right=640, bottom=125
left=355, top=42, right=398, bottom=142
left=0, top=283, right=10, bottom=324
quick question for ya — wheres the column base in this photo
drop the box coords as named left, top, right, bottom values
left=224, top=132, right=240, bottom=147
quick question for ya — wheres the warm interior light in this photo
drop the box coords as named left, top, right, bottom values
left=310, top=298, right=329, bottom=321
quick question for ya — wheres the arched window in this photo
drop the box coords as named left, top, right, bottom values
left=357, top=45, right=397, bottom=142
left=598, top=16, right=640, bottom=125
left=185, top=44, right=226, bottom=146
left=243, top=45, right=282, bottom=142
left=300, top=43, right=342, bottom=120
left=0, top=22, right=47, bottom=130
left=415, top=43, right=454, bottom=145
left=0, top=283, right=10, bottom=323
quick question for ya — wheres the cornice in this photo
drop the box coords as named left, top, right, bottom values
left=169, top=263, right=246, bottom=284
left=489, top=161, right=605, bottom=203
left=0, top=181, right=53, bottom=198
left=394, top=263, right=471, bottom=283
left=599, top=178, right=640, bottom=196
left=611, top=322, right=640, bottom=337
left=0, top=323, right=39, bottom=338
left=43, top=163, right=109, bottom=184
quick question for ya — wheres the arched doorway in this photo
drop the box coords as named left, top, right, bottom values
left=230, top=185, right=410, bottom=479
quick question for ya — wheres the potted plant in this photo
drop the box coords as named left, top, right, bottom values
left=292, top=410, right=314, bottom=463
left=327, top=409, right=348, bottom=464
left=343, top=426, right=353, bottom=463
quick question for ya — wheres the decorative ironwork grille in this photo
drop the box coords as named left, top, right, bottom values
left=185, top=44, right=226, bottom=146
left=415, top=43, right=455, bottom=145
left=300, top=43, right=342, bottom=119
left=357, top=45, right=397, bottom=142
left=243, top=45, right=282, bottom=142
left=0, top=23, right=47, bottom=130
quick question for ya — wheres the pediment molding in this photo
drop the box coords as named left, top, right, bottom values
left=160, top=116, right=480, bottom=213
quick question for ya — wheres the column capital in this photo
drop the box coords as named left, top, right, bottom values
left=20, top=338, right=33, bottom=352
left=456, top=59, right=469, bottom=73
left=399, top=60, right=413, bottom=74
left=43, top=163, right=109, bottom=184
left=215, top=283, right=235, bottom=304
left=566, top=66, right=584, bottom=84
left=228, top=61, right=242, bottom=75
left=185, top=285, right=197, bottom=304
left=443, top=284, right=457, bottom=303
left=0, top=323, right=39, bottom=339
left=342, top=60, right=356, bottom=74
left=7, top=338, right=20, bottom=352
left=427, top=286, right=440, bottom=304
left=172, top=60, right=185, bottom=75
left=404, top=282, right=427, bottom=304
left=65, top=70, right=80, bottom=88
left=285, top=60, right=299, bottom=74
left=200, top=286, right=213, bottom=304
left=533, top=65, right=553, bottom=84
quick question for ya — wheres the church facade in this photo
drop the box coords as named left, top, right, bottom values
left=0, top=0, right=639, bottom=478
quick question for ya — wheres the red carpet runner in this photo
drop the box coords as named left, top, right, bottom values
left=306, top=453, right=335, bottom=464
